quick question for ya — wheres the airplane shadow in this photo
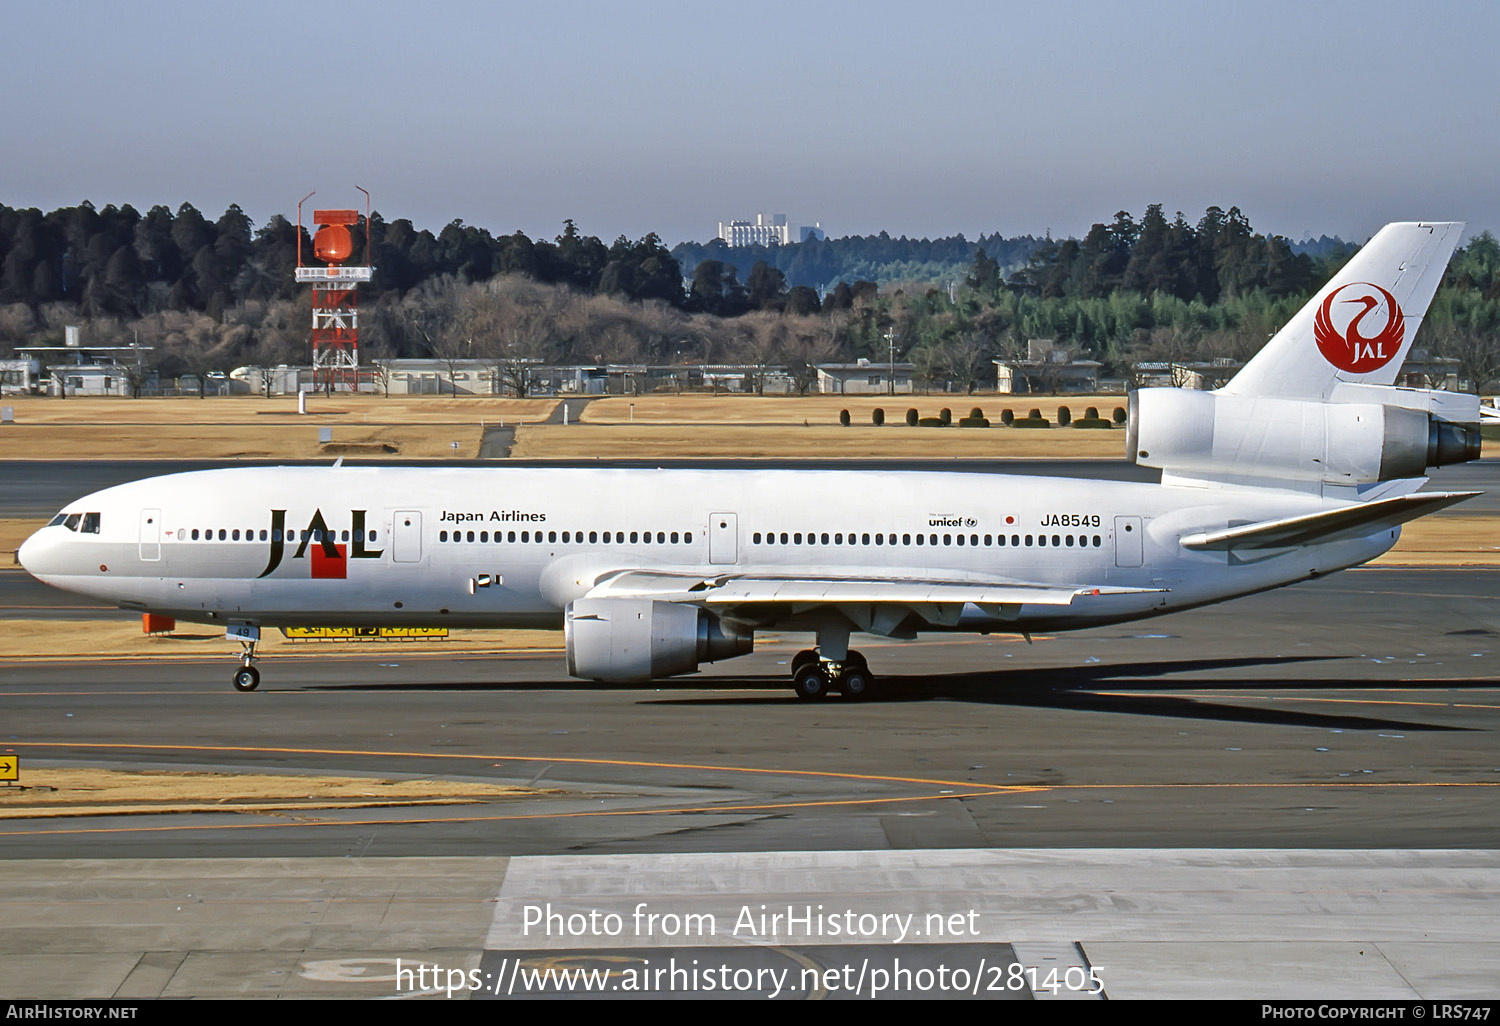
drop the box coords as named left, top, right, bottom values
left=305, top=654, right=1478, bottom=732
left=651, top=654, right=1477, bottom=732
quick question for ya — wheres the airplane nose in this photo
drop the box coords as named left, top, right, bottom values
left=17, top=529, right=48, bottom=577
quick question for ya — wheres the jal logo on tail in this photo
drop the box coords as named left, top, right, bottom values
left=1313, top=281, right=1405, bottom=373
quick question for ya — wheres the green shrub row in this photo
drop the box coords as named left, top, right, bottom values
left=842, top=404, right=1128, bottom=427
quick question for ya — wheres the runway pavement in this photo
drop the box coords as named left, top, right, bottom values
left=1, top=458, right=1496, bottom=999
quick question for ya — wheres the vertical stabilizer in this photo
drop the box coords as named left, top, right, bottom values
left=1220, top=222, right=1463, bottom=400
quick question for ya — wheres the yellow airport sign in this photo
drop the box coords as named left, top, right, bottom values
left=0, top=755, right=16, bottom=782
left=281, top=627, right=450, bottom=639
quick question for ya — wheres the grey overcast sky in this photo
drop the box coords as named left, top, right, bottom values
left=4, top=0, right=1497, bottom=245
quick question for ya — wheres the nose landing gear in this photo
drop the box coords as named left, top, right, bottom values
left=790, top=648, right=875, bottom=701
left=228, top=623, right=261, bottom=692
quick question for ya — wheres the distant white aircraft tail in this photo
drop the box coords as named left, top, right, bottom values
left=1221, top=221, right=1464, bottom=400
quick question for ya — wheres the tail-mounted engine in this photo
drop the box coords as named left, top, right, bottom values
left=1128, top=384, right=1482, bottom=486
left=565, top=598, right=753, bottom=682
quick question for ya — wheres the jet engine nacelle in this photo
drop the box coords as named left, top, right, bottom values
left=1127, top=385, right=1481, bottom=485
left=564, top=598, right=754, bottom=682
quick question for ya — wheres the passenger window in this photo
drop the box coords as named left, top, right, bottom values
left=780, top=532, right=788, bottom=544
left=191, top=529, right=200, bottom=540
left=862, top=533, right=870, bottom=545
left=1025, top=535, right=1033, bottom=546
left=942, top=534, right=951, bottom=545
left=219, top=529, right=228, bottom=541
left=548, top=531, right=557, bottom=543
left=440, top=530, right=448, bottom=542
left=983, top=534, right=991, bottom=546
left=521, top=531, right=529, bottom=542
left=589, top=531, right=598, bottom=543
left=835, top=533, right=843, bottom=544
left=1052, top=534, right=1060, bottom=546
left=915, top=534, right=924, bottom=546
left=955, top=534, right=964, bottom=546
left=630, top=531, right=639, bottom=543
left=1038, top=535, right=1046, bottom=546
left=671, top=532, right=679, bottom=544
left=232, top=529, right=241, bottom=541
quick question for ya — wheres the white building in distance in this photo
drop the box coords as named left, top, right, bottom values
left=718, top=213, right=792, bottom=247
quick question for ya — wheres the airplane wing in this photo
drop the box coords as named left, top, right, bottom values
left=1179, top=491, right=1478, bottom=552
left=584, top=569, right=1165, bottom=634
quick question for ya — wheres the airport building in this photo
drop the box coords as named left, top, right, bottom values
left=993, top=340, right=1103, bottom=394
left=816, top=359, right=916, bottom=394
left=0, top=358, right=43, bottom=395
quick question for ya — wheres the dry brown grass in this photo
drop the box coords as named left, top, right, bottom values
left=0, top=767, right=536, bottom=817
left=510, top=423, right=1127, bottom=459
left=0, top=394, right=557, bottom=424
left=0, top=395, right=556, bottom=460
left=0, top=620, right=565, bottom=660
left=580, top=393, right=1129, bottom=425
left=0, top=423, right=490, bottom=460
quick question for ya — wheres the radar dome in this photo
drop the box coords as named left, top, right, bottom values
left=313, top=224, right=354, bottom=264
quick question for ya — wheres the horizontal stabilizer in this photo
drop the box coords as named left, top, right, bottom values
left=1180, top=491, right=1478, bottom=551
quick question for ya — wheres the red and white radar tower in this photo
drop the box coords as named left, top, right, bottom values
left=295, top=188, right=374, bottom=392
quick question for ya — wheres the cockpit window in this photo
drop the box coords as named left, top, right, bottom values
left=48, top=513, right=68, bottom=527
left=63, top=513, right=82, bottom=532
left=80, top=513, right=100, bottom=534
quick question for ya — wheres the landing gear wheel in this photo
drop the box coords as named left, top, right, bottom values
left=838, top=665, right=876, bottom=701
left=233, top=665, right=261, bottom=692
left=792, top=664, right=829, bottom=701
left=791, top=649, right=819, bottom=676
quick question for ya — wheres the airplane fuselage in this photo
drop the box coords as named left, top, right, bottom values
left=19, top=464, right=1395, bottom=634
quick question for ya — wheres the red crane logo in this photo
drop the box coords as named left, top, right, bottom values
left=1313, top=282, right=1405, bottom=373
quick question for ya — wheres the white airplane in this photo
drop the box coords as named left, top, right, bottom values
left=18, top=222, right=1484, bottom=699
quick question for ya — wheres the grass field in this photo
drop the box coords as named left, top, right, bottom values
left=0, top=395, right=555, bottom=459
left=2, top=393, right=1491, bottom=461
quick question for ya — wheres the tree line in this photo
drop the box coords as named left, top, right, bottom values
left=0, top=200, right=1496, bottom=394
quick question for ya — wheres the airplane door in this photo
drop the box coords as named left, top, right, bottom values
left=392, top=511, right=422, bottom=563
left=1114, top=515, right=1144, bottom=568
left=709, top=513, right=738, bottom=564
left=139, top=508, right=161, bottom=562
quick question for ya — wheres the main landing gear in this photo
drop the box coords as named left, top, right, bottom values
left=790, top=648, right=875, bottom=702
left=228, top=623, right=261, bottom=692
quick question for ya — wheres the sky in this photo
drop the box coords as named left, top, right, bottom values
left=5, top=0, right=1499, bottom=246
